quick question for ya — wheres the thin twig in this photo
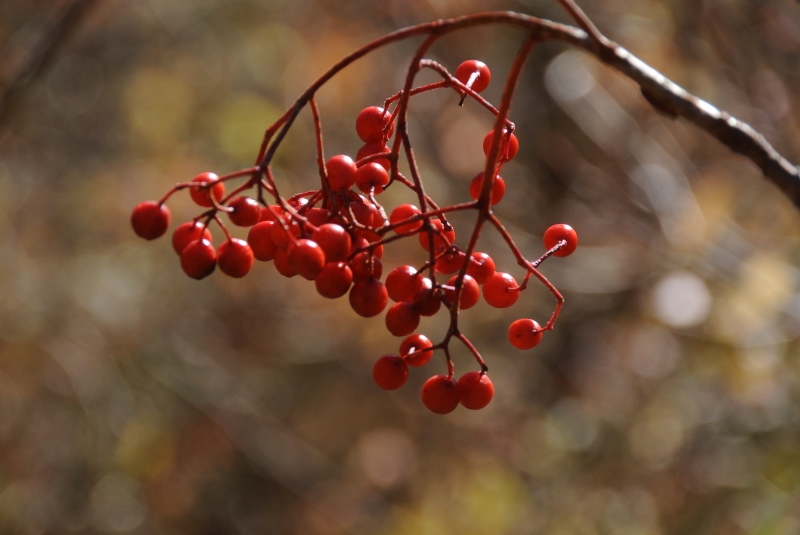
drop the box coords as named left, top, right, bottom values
left=0, top=0, right=99, bottom=125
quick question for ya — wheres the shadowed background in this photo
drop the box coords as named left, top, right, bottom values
left=1, top=0, right=800, bottom=533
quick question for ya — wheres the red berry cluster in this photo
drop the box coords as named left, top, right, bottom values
left=131, top=58, right=577, bottom=414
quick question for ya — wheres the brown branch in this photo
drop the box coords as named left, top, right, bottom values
left=255, top=9, right=799, bottom=211
left=608, top=46, right=800, bottom=208
left=0, top=0, right=99, bottom=125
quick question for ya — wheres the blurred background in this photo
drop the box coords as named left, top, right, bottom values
left=1, top=0, right=799, bottom=533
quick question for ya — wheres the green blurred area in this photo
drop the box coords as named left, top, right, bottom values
left=1, top=0, right=800, bottom=533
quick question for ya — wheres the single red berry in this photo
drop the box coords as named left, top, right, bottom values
left=349, top=278, right=388, bottom=317
left=287, top=238, right=326, bottom=280
left=455, top=60, right=491, bottom=93
left=315, top=262, right=353, bottom=299
left=131, top=201, right=170, bottom=240
left=326, top=155, right=357, bottom=191
left=172, top=221, right=211, bottom=255
left=482, top=130, right=519, bottom=161
left=469, top=172, right=506, bottom=205
left=180, top=239, right=216, bottom=280
left=228, top=196, right=260, bottom=227
left=458, top=371, right=494, bottom=410
left=508, top=319, right=543, bottom=350
left=386, top=265, right=425, bottom=302
left=355, top=162, right=390, bottom=193
left=421, top=375, right=460, bottom=414
left=273, top=248, right=297, bottom=278
left=356, top=106, right=395, bottom=144
left=399, top=334, right=433, bottom=367
left=413, top=280, right=441, bottom=317
left=189, top=172, right=225, bottom=207
left=385, top=302, right=421, bottom=337
left=467, top=252, right=496, bottom=284
left=543, top=224, right=578, bottom=257
left=435, top=247, right=466, bottom=275
left=419, top=219, right=456, bottom=253
left=306, top=207, right=331, bottom=227
left=259, top=205, right=283, bottom=223
left=271, top=216, right=301, bottom=249
left=356, top=142, right=391, bottom=170
left=247, top=221, right=278, bottom=261
left=372, top=354, right=408, bottom=391
left=350, top=252, right=382, bottom=282
left=390, top=204, right=422, bottom=236
left=217, top=239, right=253, bottom=278
left=444, top=274, right=480, bottom=310
left=311, top=223, right=351, bottom=262
left=482, top=272, right=520, bottom=308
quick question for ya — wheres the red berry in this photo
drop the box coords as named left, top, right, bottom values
left=469, top=172, right=506, bottom=205
left=356, top=142, right=391, bottom=170
left=390, top=204, right=423, bottom=236
left=312, top=223, right=351, bottom=262
left=259, top=205, right=283, bottom=223
left=508, top=319, right=543, bottom=350
left=435, top=248, right=466, bottom=274
left=356, top=106, right=395, bottom=144
left=315, top=262, right=353, bottom=299
left=543, top=224, right=578, bottom=257
left=350, top=252, right=382, bottom=282
left=353, top=230, right=384, bottom=259
left=217, top=239, right=254, bottom=278
left=228, top=196, right=260, bottom=227
left=131, top=201, right=170, bottom=240
left=455, top=60, right=491, bottom=93
left=444, top=274, right=480, bottom=310
left=467, top=252, right=495, bottom=284
left=419, top=219, right=455, bottom=253
left=399, top=334, right=434, bottom=367
left=385, top=302, right=421, bottom=337
left=355, top=162, right=390, bottom=193
left=271, top=216, right=301, bottom=249
left=189, top=172, right=225, bottom=207
left=386, top=265, right=425, bottom=302
left=247, top=221, right=278, bottom=261
left=482, top=130, right=519, bottom=161
left=306, top=207, right=331, bottom=227
left=287, top=239, right=326, bottom=280
left=421, top=375, right=460, bottom=414
left=372, top=354, right=408, bottom=390
left=413, top=280, right=441, bottom=317
left=349, top=278, right=388, bottom=317
left=482, top=272, right=520, bottom=308
left=351, top=198, right=379, bottom=227
left=326, top=155, right=357, bottom=191
left=458, top=372, right=494, bottom=410
left=273, top=248, right=297, bottom=278
left=172, top=221, right=211, bottom=255
left=180, top=239, right=216, bottom=280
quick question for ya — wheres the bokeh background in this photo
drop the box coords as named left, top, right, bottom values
left=1, top=0, right=800, bottom=533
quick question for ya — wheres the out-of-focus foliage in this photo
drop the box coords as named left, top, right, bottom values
left=1, top=0, right=799, bottom=533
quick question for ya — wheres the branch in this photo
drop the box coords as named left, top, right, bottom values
left=0, top=0, right=99, bottom=125
left=256, top=9, right=800, bottom=211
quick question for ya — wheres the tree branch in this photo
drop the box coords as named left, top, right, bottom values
left=0, top=0, right=98, bottom=125
left=253, top=9, right=800, bottom=211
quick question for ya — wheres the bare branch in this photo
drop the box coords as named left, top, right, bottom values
left=0, top=0, right=99, bottom=125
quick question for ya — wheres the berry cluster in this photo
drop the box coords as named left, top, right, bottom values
left=132, top=58, right=577, bottom=414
